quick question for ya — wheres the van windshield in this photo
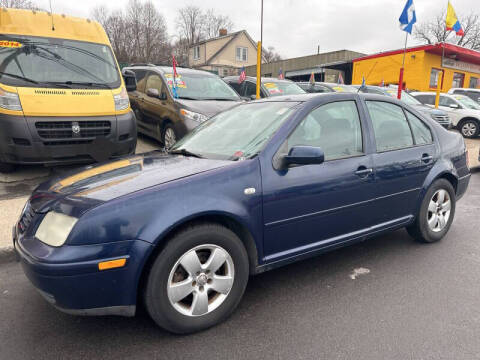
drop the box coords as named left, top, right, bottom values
left=165, top=73, right=240, bottom=100
left=0, top=35, right=120, bottom=89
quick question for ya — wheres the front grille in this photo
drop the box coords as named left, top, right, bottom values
left=35, top=121, right=111, bottom=140
left=432, top=115, right=450, bottom=124
left=17, top=202, right=35, bottom=234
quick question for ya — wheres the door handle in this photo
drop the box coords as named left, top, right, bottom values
left=355, top=167, right=373, bottom=177
left=421, top=154, right=433, bottom=163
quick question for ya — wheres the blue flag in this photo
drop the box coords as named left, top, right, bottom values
left=399, top=0, right=416, bottom=34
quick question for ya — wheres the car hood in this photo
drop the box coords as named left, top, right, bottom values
left=176, top=99, right=241, bottom=118
left=31, top=152, right=233, bottom=211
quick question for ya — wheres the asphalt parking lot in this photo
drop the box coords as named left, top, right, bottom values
left=0, top=169, right=479, bottom=359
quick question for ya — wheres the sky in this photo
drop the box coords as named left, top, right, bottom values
left=34, top=0, right=478, bottom=58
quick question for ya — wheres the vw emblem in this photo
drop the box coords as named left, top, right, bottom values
left=72, top=122, right=81, bottom=135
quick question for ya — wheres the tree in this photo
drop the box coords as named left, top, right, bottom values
left=263, top=46, right=282, bottom=63
left=202, top=9, right=233, bottom=39
left=414, top=10, right=480, bottom=50
left=176, top=5, right=204, bottom=46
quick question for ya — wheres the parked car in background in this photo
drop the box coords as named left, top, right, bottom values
left=223, top=76, right=305, bottom=100
left=297, top=82, right=357, bottom=93
left=448, top=88, right=480, bottom=104
left=412, top=92, right=480, bottom=138
left=125, top=65, right=242, bottom=148
left=0, top=9, right=137, bottom=173
left=15, top=92, right=470, bottom=334
left=357, top=86, right=451, bottom=129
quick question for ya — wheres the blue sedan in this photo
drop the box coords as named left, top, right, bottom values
left=14, top=93, right=470, bottom=333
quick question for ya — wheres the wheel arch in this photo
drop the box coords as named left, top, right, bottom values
left=458, top=116, right=480, bottom=129
left=136, top=212, right=260, bottom=307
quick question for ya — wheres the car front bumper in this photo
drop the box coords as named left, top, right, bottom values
left=14, top=227, right=153, bottom=317
left=0, top=111, right=137, bottom=165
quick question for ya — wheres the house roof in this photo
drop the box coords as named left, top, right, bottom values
left=353, top=43, right=480, bottom=65
left=190, top=30, right=260, bottom=66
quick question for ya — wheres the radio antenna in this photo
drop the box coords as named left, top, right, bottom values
left=49, top=0, right=55, bottom=31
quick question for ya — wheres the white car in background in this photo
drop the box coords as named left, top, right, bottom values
left=411, top=92, right=480, bottom=138
left=448, top=88, right=480, bottom=104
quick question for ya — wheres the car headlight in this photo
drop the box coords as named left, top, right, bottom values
left=113, top=87, right=130, bottom=111
left=179, top=108, right=208, bottom=123
left=35, top=212, right=78, bottom=247
left=0, top=87, right=22, bottom=111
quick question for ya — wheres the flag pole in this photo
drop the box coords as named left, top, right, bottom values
left=256, top=0, right=263, bottom=100
left=397, top=31, right=408, bottom=99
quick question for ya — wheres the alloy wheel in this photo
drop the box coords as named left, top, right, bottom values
left=461, top=122, right=477, bottom=137
left=167, top=244, right=235, bottom=317
left=164, top=127, right=176, bottom=149
left=427, top=189, right=451, bottom=232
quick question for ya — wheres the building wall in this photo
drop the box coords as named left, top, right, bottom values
left=188, top=43, right=207, bottom=67
left=245, top=50, right=365, bottom=81
left=352, top=50, right=480, bottom=92
left=205, top=36, right=232, bottom=63
left=209, top=32, right=258, bottom=68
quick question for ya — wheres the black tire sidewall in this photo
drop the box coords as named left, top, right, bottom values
left=417, top=179, right=456, bottom=243
left=460, top=119, right=480, bottom=138
left=161, top=123, right=177, bottom=148
left=145, top=224, right=249, bottom=334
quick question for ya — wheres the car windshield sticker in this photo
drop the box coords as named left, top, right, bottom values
left=165, top=74, right=186, bottom=88
left=264, top=82, right=283, bottom=94
left=0, top=40, right=23, bottom=48
left=332, top=86, right=345, bottom=92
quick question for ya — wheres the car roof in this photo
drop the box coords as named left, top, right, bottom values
left=223, top=76, right=295, bottom=83
left=249, top=92, right=407, bottom=104
left=450, top=88, right=480, bottom=93
left=124, top=65, right=219, bottom=77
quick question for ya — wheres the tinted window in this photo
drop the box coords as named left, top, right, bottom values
left=228, top=81, right=244, bottom=96
left=287, top=101, right=363, bottom=161
left=132, top=70, right=147, bottom=93
left=245, top=81, right=257, bottom=98
left=366, top=101, right=413, bottom=152
left=406, top=111, right=433, bottom=145
left=414, top=94, right=435, bottom=105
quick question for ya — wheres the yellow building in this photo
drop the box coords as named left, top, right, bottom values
left=352, top=43, right=480, bottom=92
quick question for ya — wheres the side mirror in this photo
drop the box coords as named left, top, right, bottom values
left=283, top=146, right=325, bottom=167
left=146, top=88, right=160, bottom=98
left=123, top=70, right=137, bottom=92
left=449, top=103, right=460, bottom=109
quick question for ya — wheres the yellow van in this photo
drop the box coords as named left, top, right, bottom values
left=0, top=8, right=137, bottom=172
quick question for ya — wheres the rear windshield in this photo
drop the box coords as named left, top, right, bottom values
left=164, top=73, right=240, bottom=101
left=0, top=35, right=120, bottom=89
left=262, top=81, right=306, bottom=97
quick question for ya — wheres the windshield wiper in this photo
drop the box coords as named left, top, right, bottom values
left=200, top=98, right=237, bottom=101
left=178, top=96, right=200, bottom=100
left=169, top=148, right=204, bottom=159
left=51, top=81, right=111, bottom=89
left=0, top=72, right=66, bottom=88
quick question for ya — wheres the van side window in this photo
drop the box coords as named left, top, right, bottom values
left=287, top=101, right=363, bottom=161
left=406, top=111, right=433, bottom=145
left=366, top=101, right=413, bottom=152
left=145, top=74, right=164, bottom=94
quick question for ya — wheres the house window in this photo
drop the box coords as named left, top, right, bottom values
left=452, top=72, right=465, bottom=88
left=236, top=47, right=248, bottom=62
left=193, top=46, right=200, bottom=60
left=429, top=68, right=442, bottom=88
left=469, top=76, right=479, bottom=89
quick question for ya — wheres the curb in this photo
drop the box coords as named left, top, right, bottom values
left=0, top=246, right=16, bottom=265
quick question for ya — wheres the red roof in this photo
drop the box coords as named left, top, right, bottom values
left=352, top=43, right=480, bottom=65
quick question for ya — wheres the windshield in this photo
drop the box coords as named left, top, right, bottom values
left=385, top=89, right=422, bottom=105
left=262, top=81, right=306, bottom=97
left=0, top=35, right=120, bottom=88
left=171, top=101, right=299, bottom=160
left=330, top=84, right=357, bottom=93
left=453, top=95, right=480, bottom=110
left=165, top=73, right=240, bottom=100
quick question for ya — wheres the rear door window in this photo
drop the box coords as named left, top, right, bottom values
left=406, top=111, right=433, bottom=145
left=366, top=101, right=413, bottom=152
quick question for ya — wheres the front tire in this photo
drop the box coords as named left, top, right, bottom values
left=407, top=179, right=456, bottom=243
left=162, top=123, right=177, bottom=150
left=144, top=224, right=249, bottom=334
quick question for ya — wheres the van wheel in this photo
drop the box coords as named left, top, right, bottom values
left=406, top=179, right=456, bottom=243
left=459, top=119, right=479, bottom=138
left=162, top=124, right=177, bottom=150
left=0, top=162, right=15, bottom=173
left=144, top=224, right=249, bottom=334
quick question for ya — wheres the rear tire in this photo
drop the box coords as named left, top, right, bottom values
left=144, top=224, right=249, bottom=334
left=459, top=119, right=479, bottom=138
left=407, top=179, right=456, bottom=243
left=0, top=162, right=15, bottom=173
